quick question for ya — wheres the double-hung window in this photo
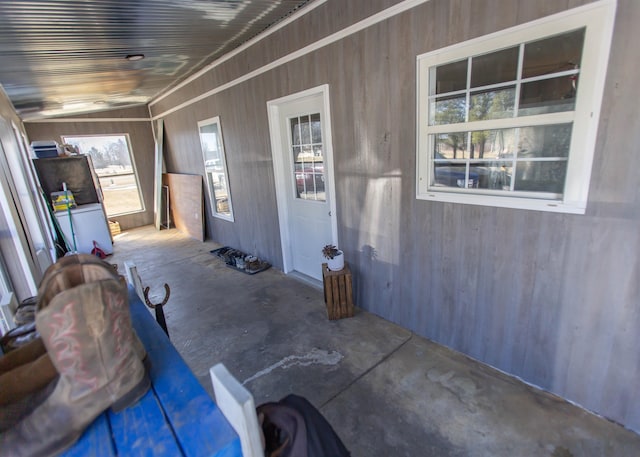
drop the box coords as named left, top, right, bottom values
left=198, top=116, right=234, bottom=222
left=416, top=1, right=616, bottom=213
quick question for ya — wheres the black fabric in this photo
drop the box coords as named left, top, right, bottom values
left=257, top=394, right=350, bottom=457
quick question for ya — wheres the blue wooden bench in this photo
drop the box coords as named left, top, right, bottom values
left=60, top=286, right=243, bottom=457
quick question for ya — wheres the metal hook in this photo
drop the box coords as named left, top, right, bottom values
left=143, top=283, right=171, bottom=309
left=143, top=284, right=171, bottom=337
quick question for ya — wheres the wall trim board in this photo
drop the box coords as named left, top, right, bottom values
left=25, top=118, right=151, bottom=123
left=153, top=119, right=164, bottom=231
left=151, top=0, right=432, bottom=120
left=149, top=0, right=329, bottom=108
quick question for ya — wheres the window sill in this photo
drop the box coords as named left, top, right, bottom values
left=416, top=190, right=586, bottom=214
left=212, top=213, right=235, bottom=223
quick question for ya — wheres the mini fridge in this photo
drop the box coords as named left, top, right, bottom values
left=54, top=203, right=113, bottom=255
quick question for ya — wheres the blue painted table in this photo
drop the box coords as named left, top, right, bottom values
left=61, top=287, right=242, bottom=457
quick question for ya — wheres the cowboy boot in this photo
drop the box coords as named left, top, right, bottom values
left=0, top=255, right=143, bottom=420
left=0, top=338, right=57, bottom=433
left=38, top=253, right=119, bottom=286
left=0, top=278, right=150, bottom=456
left=0, top=253, right=125, bottom=377
left=0, top=353, right=58, bottom=432
left=0, top=255, right=148, bottom=433
left=0, top=337, right=46, bottom=375
left=37, top=254, right=148, bottom=364
left=0, top=352, right=57, bottom=407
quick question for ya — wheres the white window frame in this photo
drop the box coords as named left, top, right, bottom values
left=416, top=0, right=616, bottom=214
left=62, top=133, right=145, bottom=217
left=197, top=116, right=234, bottom=222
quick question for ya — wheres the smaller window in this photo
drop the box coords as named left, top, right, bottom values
left=63, top=134, right=144, bottom=217
left=198, top=117, right=234, bottom=221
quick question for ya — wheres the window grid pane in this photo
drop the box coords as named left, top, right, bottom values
left=428, top=28, right=585, bottom=126
left=430, top=124, right=570, bottom=196
left=291, top=113, right=325, bottom=202
left=426, top=28, right=585, bottom=198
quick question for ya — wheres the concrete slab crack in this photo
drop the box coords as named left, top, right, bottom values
left=320, top=333, right=414, bottom=409
left=242, top=348, right=344, bottom=385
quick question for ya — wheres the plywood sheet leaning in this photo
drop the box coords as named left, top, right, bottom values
left=162, top=173, right=204, bottom=241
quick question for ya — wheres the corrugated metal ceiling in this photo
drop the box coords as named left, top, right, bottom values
left=0, top=0, right=312, bottom=120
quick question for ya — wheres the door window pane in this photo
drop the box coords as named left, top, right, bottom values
left=311, top=113, right=322, bottom=143
left=300, top=115, right=311, bottom=144
left=198, top=117, right=233, bottom=221
left=63, top=135, right=143, bottom=216
left=291, top=118, right=301, bottom=145
left=290, top=112, right=325, bottom=201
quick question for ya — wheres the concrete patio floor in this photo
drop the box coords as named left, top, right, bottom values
left=109, top=225, right=640, bottom=457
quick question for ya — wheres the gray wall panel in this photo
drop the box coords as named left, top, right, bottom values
left=162, top=82, right=283, bottom=265
left=153, top=0, right=639, bottom=433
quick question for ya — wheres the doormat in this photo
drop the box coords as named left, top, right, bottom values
left=210, top=246, right=271, bottom=275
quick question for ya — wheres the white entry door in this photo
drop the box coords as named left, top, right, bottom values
left=268, top=86, right=337, bottom=281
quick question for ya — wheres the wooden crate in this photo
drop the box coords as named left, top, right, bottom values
left=109, top=220, right=121, bottom=236
left=322, top=262, right=354, bottom=320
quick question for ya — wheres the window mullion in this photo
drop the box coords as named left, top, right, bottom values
left=467, top=131, right=472, bottom=186
left=426, top=111, right=575, bottom=135
left=465, top=56, right=472, bottom=123
left=521, top=69, right=580, bottom=85
left=511, top=128, right=520, bottom=192
left=513, top=43, right=525, bottom=117
left=512, top=43, right=524, bottom=193
left=427, top=88, right=467, bottom=100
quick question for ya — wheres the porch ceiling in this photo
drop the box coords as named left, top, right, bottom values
left=0, top=0, right=312, bottom=120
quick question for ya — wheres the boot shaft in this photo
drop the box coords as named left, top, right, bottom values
left=37, top=254, right=147, bottom=362
left=38, top=255, right=120, bottom=312
left=36, top=278, right=138, bottom=400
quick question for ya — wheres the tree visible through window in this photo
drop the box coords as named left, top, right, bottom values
left=63, top=135, right=144, bottom=216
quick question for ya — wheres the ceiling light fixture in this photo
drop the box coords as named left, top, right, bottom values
left=126, top=54, right=145, bottom=61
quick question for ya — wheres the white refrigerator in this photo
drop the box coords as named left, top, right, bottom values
left=54, top=203, right=113, bottom=255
